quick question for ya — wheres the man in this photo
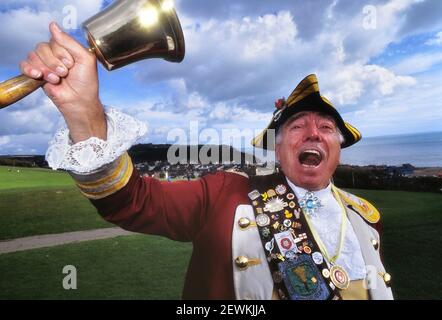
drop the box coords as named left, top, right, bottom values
left=21, top=23, right=393, bottom=300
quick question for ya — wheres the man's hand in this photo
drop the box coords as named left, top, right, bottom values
left=20, top=22, right=107, bottom=143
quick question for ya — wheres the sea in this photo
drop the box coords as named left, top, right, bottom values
left=340, top=131, right=442, bottom=168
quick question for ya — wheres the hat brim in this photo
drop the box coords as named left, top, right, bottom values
left=252, top=92, right=361, bottom=150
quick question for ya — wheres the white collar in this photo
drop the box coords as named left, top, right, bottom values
left=285, top=177, right=333, bottom=201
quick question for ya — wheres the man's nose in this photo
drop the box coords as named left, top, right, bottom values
left=303, top=124, right=321, bottom=142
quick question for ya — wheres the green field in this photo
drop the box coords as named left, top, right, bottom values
left=0, top=235, right=191, bottom=299
left=0, top=165, right=441, bottom=299
left=0, top=166, right=112, bottom=240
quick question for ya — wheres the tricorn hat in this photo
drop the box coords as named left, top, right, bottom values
left=251, top=74, right=361, bottom=150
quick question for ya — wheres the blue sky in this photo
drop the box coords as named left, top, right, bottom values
left=0, top=0, right=441, bottom=155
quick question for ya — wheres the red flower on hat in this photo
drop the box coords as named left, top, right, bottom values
left=275, top=97, right=286, bottom=110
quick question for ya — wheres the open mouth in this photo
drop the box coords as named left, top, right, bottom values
left=298, top=149, right=323, bottom=167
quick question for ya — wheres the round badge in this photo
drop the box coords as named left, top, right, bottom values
left=285, top=250, right=297, bottom=259
left=322, top=269, right=330, bottom=278
left=283, top=219, right=292, bottom=227
left=330, top=265, right=350, bottom=290
left=312, top=252, right=324, bottom=265
left=265, top=239, right=274, bottom=252
left=287, top=193, right=295, bottom=200
left=289, top=201, right=296, bottom=209
left=280, top=238, right=293, bottom=250
left=303, top=246, right=312, bottom=254
left=256, top=214, right=270, bottom=227
left=275, top=184, right=287, bottom=195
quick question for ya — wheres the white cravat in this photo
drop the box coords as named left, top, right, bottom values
left=286, top=178, right=367, bottom=280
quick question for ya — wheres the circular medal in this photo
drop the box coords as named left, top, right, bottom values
left=256, top=214, right=270, bottom=227
left=287, top=193, right=295, bottom=200
left=289, top=201, right=296, bottom=209
left=322, top=269, right=330, bottom=278
left=303, top=245, right=312, bottom=254
left=312, top=252, right=324, bottom=265
left=280, top=237, right=292, bottom=250
left=283, top=219, right=292, bottom=227
left=330, top=265, right=350, bottom=290
left=284, top=250, right=297, bottom=259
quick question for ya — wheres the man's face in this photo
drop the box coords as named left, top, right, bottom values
left=275, top=111, right=341, bottom=191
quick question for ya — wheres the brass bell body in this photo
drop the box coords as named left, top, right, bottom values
left=83, top=0, right=185, bottom=70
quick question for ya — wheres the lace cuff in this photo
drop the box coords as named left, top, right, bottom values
left=45, top=107, right=147, bottom=174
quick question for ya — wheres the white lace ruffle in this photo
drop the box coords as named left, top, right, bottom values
left=46, top=107, right=147, bottom=174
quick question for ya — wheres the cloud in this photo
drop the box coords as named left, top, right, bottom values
left=426, top=31, right=442, bottom=46
left=0, top=0, right=103, bottom=66
left=390, top=52, right=442, bottom=75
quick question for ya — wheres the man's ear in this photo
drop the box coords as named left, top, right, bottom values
left=275, top=143, right=280, bottom=162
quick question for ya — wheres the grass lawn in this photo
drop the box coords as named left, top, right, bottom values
left=347, top=188, right=442, bottom=300
left=0, top=234, right=192, bottom=299
left=0, top=166, right=112, bottom=240
left=0, top=165, right=73, bottom=190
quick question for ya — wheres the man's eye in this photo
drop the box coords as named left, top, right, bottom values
left=321, top=125, right=334, bottom=130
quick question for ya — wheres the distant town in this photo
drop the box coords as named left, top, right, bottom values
left=1, top=143, right=441, bottom=193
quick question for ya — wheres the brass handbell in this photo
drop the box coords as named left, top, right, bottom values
left=0, top=0, right=185, bottom=109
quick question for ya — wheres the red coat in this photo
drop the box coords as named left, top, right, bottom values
left=91, top=167, right=250, bottom=299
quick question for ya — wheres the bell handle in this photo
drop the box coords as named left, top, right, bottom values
left=0, top=74, right=46, bottom=110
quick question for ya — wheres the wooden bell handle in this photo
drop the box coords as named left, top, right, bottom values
left=0, top=75, right=46, bottom=110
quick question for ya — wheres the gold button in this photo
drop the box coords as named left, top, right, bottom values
left=235, top=256, right=249, bottom=269
left=238, top=217, right=250, bottom=229
left=238, top=217, right=256, bottom=230
left=378, top=271, right=392, bottom=287
left=383, top=273, right=392, bottom=286
left=235, top=256, right=261, bottom=270
left=371, top=239, right=379, bottom=250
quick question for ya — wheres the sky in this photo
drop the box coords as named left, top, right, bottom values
left=0, top=0, right=441, bottom=156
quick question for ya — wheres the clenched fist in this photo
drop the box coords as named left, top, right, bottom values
left=20, top=22, right=107, bottom=143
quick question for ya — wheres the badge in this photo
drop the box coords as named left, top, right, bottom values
left=252, top=200, right=258, bottom=206
left=294, top=208, right=301, bottom=220
left=275, top=184, right=287, bottom=195
left=283, top=219, right=292, bottom=227
left=271, top=213, right=280, bottom=220
left=248, top=190, right=260, bottom=200
left=285, top=250, right=297, bottom=259
left=264, top=197, right=288, bottom=213
left=284, top=209, right=293, bottom=219
left=312, top=252, right=324, bottom=265
left=256, top=213, right=270, bottom=227
left=272, top=221, right=280, bottom=230
left=267, top=189, right=277, bottom=198
left=256, top=207, right=263, bottom=214
left=322, top=268, right=330, bottom=278
left=293, top=222, right=302, bottom=229
left=330, top=265, right=350, bottom=290
left=303, top=246, right=312, bottom=254
left=278, top=254, right=331, bottom=300
left=287, top=193, right=295, bottom=200
left=261, top=227, right=271, bottom=238
left=274, top=230, right=297, bottom=256
left=265, top=238, right=275, bottom=253
left=299, top=191, right=322, bottom=216
left=289, top=201, right=296, bottom=209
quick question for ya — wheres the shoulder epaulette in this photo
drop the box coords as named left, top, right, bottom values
left=335, top=188, right=380, bottom=224
left=225, top=169, right=249, bottom=179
